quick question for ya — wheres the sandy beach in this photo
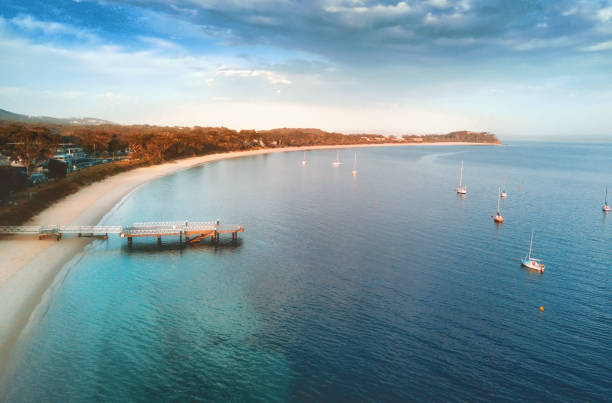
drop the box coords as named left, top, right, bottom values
left=0, top=142, right=492, bottom=370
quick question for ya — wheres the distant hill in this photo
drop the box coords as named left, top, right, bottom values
left=0, top=108, right=113, bottom=126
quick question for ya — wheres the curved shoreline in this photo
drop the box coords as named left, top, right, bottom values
left=0, top=142, right=494, bottom=374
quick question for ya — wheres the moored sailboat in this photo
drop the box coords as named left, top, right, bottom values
left=352, top=152, right=357, bottom=176
left=521, top=229, right=544, bottom=272
left=302, top=151, right=307, bottom=165
left=332, top=150, right=341, bottom=167
left=493, top=187, right=503, bottom=223
left=603, top=186, right=610, bottom=212
left=456, top=160, right=467, bottom=195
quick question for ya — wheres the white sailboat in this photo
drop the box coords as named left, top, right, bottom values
left=332, top=150, right=342, bottom=166
left=302, top=151, right=307, bottom=166
left=456, top=160, right=467, bottom=194
left=501, top=177, right=507, bottom=198
left=493, top=187, right=503, bottom=223
left=521, top=230, right=545, bottom=272
left=603, top=186, right=610, bottom=212
left=352, top=152, right=357, bottom=176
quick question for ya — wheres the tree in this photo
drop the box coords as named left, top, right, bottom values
left=107, top=135, right=127, bottom=159
left=0, top=166, right=27, bottom=203
left=145, top=132, right=176, bottom=163
left=47, top=158, right=67, bottom=179
left=6, top=124, right=57, bottom=176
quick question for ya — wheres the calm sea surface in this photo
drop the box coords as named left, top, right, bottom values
left=1, top=142, right=611, bottom=401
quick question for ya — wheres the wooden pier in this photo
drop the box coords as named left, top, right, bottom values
left=120, top=221, right=244, bottom=245
left=0, top=221, right=243, bottom=245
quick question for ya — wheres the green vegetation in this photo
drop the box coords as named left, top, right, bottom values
left=0, top=120, right=499, bottom=225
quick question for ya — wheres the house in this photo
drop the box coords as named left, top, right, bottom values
left=66, top=147, right=86, bottom=159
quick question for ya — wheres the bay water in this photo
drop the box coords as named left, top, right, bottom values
left=1, top=142, right=611, bottom=401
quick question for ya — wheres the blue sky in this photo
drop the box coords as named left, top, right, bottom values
left=1, top=0, right=612, bottom=136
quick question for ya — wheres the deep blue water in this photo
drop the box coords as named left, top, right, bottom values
left=1, top=142, right=611, bottom=401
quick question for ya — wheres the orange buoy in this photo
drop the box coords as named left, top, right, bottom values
left=539, top=306, right=544, bottom=312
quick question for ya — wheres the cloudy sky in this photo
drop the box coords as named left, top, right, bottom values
left=1, top=0, right=612, bottom=136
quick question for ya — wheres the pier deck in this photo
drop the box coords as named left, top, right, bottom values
left=0, top=221, right=243, bottom=244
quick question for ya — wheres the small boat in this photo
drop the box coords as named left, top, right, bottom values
left=603, top=186, right=610, bottom=212
left=352, top=152, right=357, bottom=176
left=493, top=187, right=503, bottom=223
left=521, top=229, right=544, bottom=272
left=302, top=151, right=307, bottom=166
left=501, top=177, right=507, bottom=198
left=332, top=150, right=341, bottom=167
left=456, top=160, right=467, bottom=195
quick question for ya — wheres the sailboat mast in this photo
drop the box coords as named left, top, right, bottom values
left=528, top=230, right=534, bottom=259
left=459, top=161, right=463, bottom=187
left=353, top=152, right=357, bottom=170
left=606, top=186, right=608, bottom=204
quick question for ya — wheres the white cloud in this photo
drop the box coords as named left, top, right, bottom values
left=424, top=11, right=465, bottom=25
left=502, top=36, right=574, bottom=51
left=138, top=36, right=181, bottom=50
left=9, top=14, right=97, bottom=41
left=596, top=7, right=612, bottom=22
left=424, top=12, right=438, bottom=24
left=324, top=1, right=413, bottom=20
left=562, top=7, right=578, bottom=17
left=582, top=40, right=612, bottom=52
left=428, top=0, right=450, bottom=9
left=216, top=67, right=292, bottom=85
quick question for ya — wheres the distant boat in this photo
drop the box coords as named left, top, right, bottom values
left=521, top=229, right=544, bottom=272
left=302, top=151, right=307, bottom=166
left=352, top=152, right=357, bottom=176
left=456, top=160, right=467, bottom=195
left=501, top=177, right=507, bottom=198
left=332, top=150, right=342, bottom=167
left=493, top=187, right=504, bottom=223
left=603, top=186, right=610, bottom=212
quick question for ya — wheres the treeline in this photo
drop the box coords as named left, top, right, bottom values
left=0, top=122, right=389, bottom=165
left=0, top=121, right=499, bottom=225
left=0, top=122, right=499, bottom=167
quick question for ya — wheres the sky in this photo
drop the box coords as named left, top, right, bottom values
left=1, top=0, right=612, bottom=137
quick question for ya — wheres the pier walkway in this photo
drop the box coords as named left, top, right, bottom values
left=0, top=221, right=244, bottom=245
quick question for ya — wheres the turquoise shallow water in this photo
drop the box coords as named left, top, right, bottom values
left=1, top=143, right=611, bottom=401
